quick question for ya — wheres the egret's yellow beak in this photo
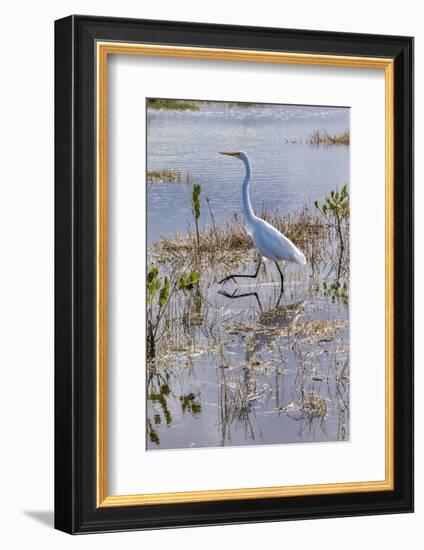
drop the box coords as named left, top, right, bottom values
left=219, top=151, right=239, bottom=156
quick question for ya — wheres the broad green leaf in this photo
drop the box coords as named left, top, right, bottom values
left=147, top=265, right=158, bottom=284
left=189, top=271, right=200, bottom=284
left=159, top=275, right=170, bottom=307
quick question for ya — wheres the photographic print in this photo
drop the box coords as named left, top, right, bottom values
left=146, top=98, right=350, bottom=451
left=55, top=18, right=413, bottom=532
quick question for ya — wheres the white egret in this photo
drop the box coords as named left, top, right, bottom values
left=218, top=151, right=306, bottom=293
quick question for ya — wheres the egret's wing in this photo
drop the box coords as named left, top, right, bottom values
left=253, top=219, right=306, bottom=265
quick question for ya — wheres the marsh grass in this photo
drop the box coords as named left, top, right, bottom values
left=287, top=130, right=350, bottom=146
left=278, top=392, right=327, bottom=419
left=308, top=130, right=350, bottom=145
left=151, top=206, right=330, bottom=272
left=149, top=220, right=348, bottom=362
left=147, top=196, right=349, bottom=368
left=228, top=318, right=347, bottom=340
left=146, top=193, right=350, bottom=448
left=147, top=98, right=200, bottom=111
left=147, top=170, right=182, bottom=183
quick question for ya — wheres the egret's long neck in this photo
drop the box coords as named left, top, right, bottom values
left=241, top=156, right=255, bottom=225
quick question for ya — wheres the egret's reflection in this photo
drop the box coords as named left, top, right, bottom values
left=218, top=286, right=304, bottom=322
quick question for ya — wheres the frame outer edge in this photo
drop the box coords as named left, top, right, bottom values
left=54, top=15, right=414, bottom=533
left=409, top=37, right=414, bottom=511
left=54, top=15, right=77, bottom=534
left=398, top=36, right=414, bottom=511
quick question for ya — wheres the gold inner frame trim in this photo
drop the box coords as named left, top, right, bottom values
left=96, top=42, right=395, bottom=508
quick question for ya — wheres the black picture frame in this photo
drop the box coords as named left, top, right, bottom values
left=55, top=15, right=414, bottom=534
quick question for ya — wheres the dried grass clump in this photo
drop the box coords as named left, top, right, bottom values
left=301, top=392, right=328, bottom=418
left=228, top=318, right=347, bottom=340
left=151, top=207, right=327, bottom=268
left=147, top=170, right=182, bottom=183
left=278, top=392, right=327, bottom=419
left=262, top=207, right=328, bottom=260
left=308, top=130, right=350, bottom=146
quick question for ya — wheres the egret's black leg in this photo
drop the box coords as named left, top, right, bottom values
left=275, top=261, right=284, bottom=294
left=218, top=258, right=262, bottom=285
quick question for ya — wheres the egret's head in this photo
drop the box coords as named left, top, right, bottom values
left=219, top=151, right=248, bottom=163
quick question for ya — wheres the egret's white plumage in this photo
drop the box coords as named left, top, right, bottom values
left=218, top=151, right=306, bottom=292
left=220, top=151, right=306, bottom=265
left=252, top=217, right=306, bottom=265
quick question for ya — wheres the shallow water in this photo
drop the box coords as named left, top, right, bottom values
left=146, top=101, right=349, bottom=450
left=147, top=102, right=349, bottom=246
left=147, top=268, right=349, bottom=450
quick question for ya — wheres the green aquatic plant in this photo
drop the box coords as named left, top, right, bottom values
left=205, top=195, right=218, bottom=240
left=178, top=270, right=200, bottom=290
left=180, top=393, right=202, bottom=416
left=322, top=281, right=349, bottom=305
left=147, top=266, right=168, bottom=359
left=147, top=265, right=200, bottom=359
left=191, top=183, right=201, bottom=253
left=314, top=184, right=349, bottom=258
left=147, top=374, right=173, bottom=445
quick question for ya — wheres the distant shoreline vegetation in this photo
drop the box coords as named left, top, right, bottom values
left=146, top=99, right=261, bottom=111
left=147, top=170, right=194, bottom=184
left=147, top=98, right=200, bottom=111
left=308, top=130, right=350, bottom=145
left=147, top=169, right=182, bottom=183
left=287, top=130, right=350, bottom=146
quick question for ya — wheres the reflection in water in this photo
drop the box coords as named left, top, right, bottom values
left=146, top=264, right=349, bottom=450
left=146, top=101, right=350, bottom=450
